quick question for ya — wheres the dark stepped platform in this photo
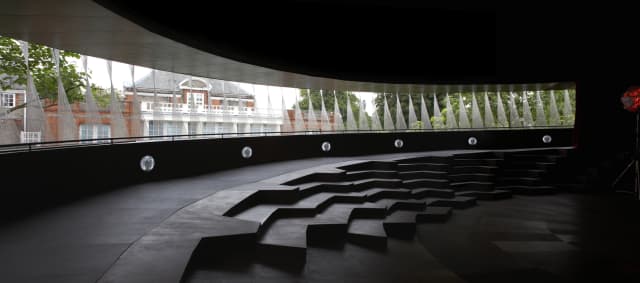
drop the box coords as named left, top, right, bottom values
left=398, top=162, right=449, bottom=172
left=398, top=170, right=447, bottom=180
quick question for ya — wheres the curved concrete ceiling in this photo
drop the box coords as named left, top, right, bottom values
left=0, top=0, right=577, bottom=92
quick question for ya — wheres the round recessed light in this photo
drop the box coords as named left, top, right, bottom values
left=321, top=141, right=331, bottom=152
left=241, top=146, right=253, bottom=159
left=468, top=137, right=478, bottom=145
left=394, top=139, right=404, bottom=148
left=542, top=135, right=552, bottom=143
left=140, top=155, right=155, bottom=172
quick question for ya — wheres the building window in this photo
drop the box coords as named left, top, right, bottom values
left=187, top=93, right=204, bottom=106
left=188, top=122, right=199, bottom=135
left=166, top=121, right=183, bottom=136
left=20, top=131, right=41, bottom=143
left=79, top=124, right=111, bottom=143
left=148, top=120, right=163, bottom=136
left=1, top=93, right=15, bottom=108
left=203, top=123, right=216, bottom=135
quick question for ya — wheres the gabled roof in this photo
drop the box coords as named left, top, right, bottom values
left=126, top=70, right=253, bottom=98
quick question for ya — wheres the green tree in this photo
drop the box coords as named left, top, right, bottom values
left=375, top=88, right=576, bottom=128
left=296, top=89, right=364, bottom=120
left=0, top=36, right=87, bottom=113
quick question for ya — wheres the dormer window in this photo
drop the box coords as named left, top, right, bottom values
left=178, top=78, right=211, bottom=91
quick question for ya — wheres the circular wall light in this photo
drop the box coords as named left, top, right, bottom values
left=241, top=146, right=253, bottom=159
left=321, top=141, right=331, bottom=152
left=140, top=155, right=155, bottom=172
left=394, top=139, right=404, bottom=148
left=468, top=137, right=478, bottom=146
left=542, top=135, right=552, bottom=143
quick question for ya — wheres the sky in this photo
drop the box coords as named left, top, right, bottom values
left=72, top=56, right=378, bottom=114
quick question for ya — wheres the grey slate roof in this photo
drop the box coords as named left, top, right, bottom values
left=126, top=70, right=253, bottom=98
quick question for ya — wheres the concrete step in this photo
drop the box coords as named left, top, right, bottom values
left=450, top=165, right=498, bottom=174
left=398, top=163, right=449, bottom=172
left=426, top=196, right=477, bottom=209
left=411, top=188, right=456, bottom=199
left=347, top=218, right=387, bottom=248
left=449, top=173, right=495, bottom=182
left=455, top=190, right=512, bottom=200
left=496, top=185, right=557, bottom=195
left=345, top=170, right=399, bottom=181
left=450, top=181, right=494, bottom=191
left=398, top=170, right=448, bottom=180
left=416, top=207, right=453, bottom=222
left=403, top=178, right=450, bottom=189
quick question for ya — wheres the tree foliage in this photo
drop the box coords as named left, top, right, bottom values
left=374, top=89, right=576, bottom=128
left=0, top=36, right=87, bottom=113
left=296, top=89, right=365, bottom=120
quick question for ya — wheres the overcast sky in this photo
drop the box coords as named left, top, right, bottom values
left=72, top=56, right=378, bottom=114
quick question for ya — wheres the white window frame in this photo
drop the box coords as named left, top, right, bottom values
left=187, top=93, right=204, bottom=106
left=79, top=124, right=111, bottom=143
left=1, top=92, right=15, bottom=108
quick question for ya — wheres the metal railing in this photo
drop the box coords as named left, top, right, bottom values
left=0, top=125, right=573, bottom=155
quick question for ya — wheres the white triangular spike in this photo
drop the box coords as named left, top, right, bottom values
left=408, top=95, right=418, bottom=129
left=483, top=92, right=495, bottom=127
left=383, top=95, right=395, bottom=130
left=508, top=92, right=522, bottom=127
left=445, top=94, right=457, bottom=129
left=457, top=94, right=471, bottom=128
left=548, top=90, right=561, bottom=126
left=333, top=92, right=344, bottom=131
left=346, top=95, right=357, bottom=131
left=320, top=90, right=332, bottom=131
left=395, top=94, right=407, bottom=130
left=432, top=93, right=444, bottom=129
left=471, top=93, right=484, bottom=128
left=420, top=95, right=432, bottom=130
left=496, top=92, right=508, bottom=127
left=358, top=97, right=369, bottom=130
left=307, top=90, right=318, bottom=131
left=535, top=90, right=547, bottom=126
left=294, top=96, right=306, bottom=132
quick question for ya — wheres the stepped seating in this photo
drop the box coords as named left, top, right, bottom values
left=99, top=148, right=577, bottom=283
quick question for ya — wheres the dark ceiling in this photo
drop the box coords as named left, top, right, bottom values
left=94, top=1, right=640, bottom=85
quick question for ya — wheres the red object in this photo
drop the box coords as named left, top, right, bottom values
left=622, top=87, right=640, bottom=112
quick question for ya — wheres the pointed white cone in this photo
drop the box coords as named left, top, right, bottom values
left=333, top=93, right=344, bottom=131
left=432, top=93, right=443, bottom=129
left=508, top=92, right=522, bottom=127
left=294, top=96, right=306, bottom=132
left=522, top=92, right=534, bottom=127
left=358, top=98, right=369, bottom=130
left=548, top=90, right=561, bottom=126
left=383, top=95, right=395, bottom=130
left=346, top=95, right=357, bottom=130
left=496, top=92, right=508, bottom=127
left=457, top=94, right=471, bottom=128
left=320, top=91, right=331, bottom=131
left=408, top=95, right=418, bottom=129
left=280, top=93, right=293, bottom=133
left=471, top=93, right=484, bottom=128
left=420, top=95, right=432, bottom=130
left=307, top=91, right=318, bottom=131
left=562, top=89, right=573, bottom=125
left=534, top=91, right=547, bottom=126
left=395, top=94, right=407, bottom=130
left=371, top=107, right=382, bottom=130
left=445, top=94, right=457, bottom=129
left=483, top=92, right=495, bottom=127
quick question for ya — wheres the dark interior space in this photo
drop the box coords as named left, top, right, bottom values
left=1, top=1, right=640, bottom=282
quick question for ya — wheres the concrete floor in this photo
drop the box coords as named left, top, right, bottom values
left=184, top=194, right=640, bottom=283
left=0, top=151, right=462, bottom=283
left=2, top=149, right=638, bottom=283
